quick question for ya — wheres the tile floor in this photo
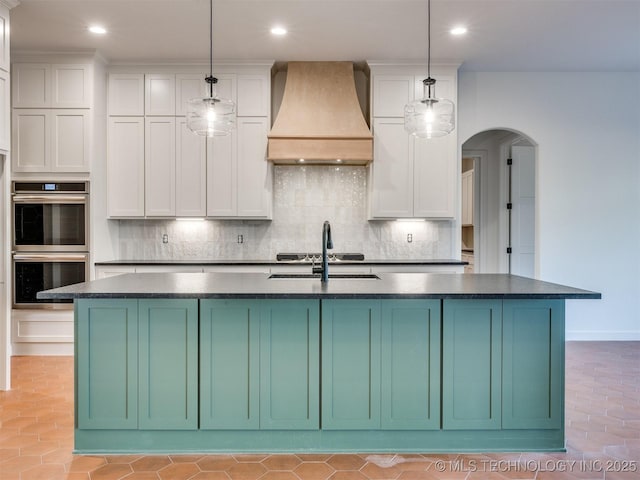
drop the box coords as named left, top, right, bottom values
left=0, top=342, right=638, bottom=480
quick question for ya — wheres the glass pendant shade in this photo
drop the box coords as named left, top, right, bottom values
left=404, top=96, right=455, bottom=139
left=185, top=0, right=236, bottom=137
left=404, top=0, right=455, bottom=139
left=186, top=94, right=236, bottom=137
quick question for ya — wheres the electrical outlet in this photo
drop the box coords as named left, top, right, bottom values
left=162, top=234, right=168, bottom=244
left=237, top=234, right=244, bottom=244
left=407, top=233, right=413, bottom=243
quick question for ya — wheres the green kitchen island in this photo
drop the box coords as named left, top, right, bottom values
left=39, top=272, right=600, bottom=454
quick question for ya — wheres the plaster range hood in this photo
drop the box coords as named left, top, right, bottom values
left=267, top=62, right=373, bottom=165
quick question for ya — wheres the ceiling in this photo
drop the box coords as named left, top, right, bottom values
left=9, top=0, right=640, bottom=71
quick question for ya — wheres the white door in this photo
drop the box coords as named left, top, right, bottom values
left=0, top=155, right=8, bottom=390
left=510, top=145, right=535, bottom=277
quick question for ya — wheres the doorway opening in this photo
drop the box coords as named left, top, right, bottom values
left=461, top=129, right=537, bottom=277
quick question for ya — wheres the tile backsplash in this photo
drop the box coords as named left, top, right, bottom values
left=117, top=166, right=455, bottom=260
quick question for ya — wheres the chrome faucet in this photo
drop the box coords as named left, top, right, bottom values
left=312, top=221, right=333, bottom=282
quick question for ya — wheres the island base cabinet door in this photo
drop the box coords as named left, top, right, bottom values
left=442, top=299, right=502, bottom=430
left=381, top=300, right=441, bottom=430
left=76, top=299, right=138, bottom=430
left=502, top=300, right=565, bottom=429
left=138, top=300, right=198, bottom=430
left=200, top=300, right=260, bottom=429
left=322, top=300, right=381, bottom=430
left=260, top=300, right=319, bottom=430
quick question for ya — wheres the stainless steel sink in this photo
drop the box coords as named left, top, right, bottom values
left=268, top=273, right=380, bottom=280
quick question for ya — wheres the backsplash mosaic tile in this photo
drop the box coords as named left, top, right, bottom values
left=118, top=166, right=455, bottom=260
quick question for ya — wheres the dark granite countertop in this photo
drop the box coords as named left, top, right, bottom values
left=94, top=259, right=467, bottom=266
left=38, top=272, right=601, bottom=300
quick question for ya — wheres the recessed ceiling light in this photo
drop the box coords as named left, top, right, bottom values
left=450, top=26, right=467, bottom=36
left=88, top=25, right=107, bottom=35
left=270, top=26, right=287, bottom=36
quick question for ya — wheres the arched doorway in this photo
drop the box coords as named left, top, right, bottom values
left=461, top=129, right=537, bottom=277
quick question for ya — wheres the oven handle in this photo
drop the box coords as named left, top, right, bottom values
left=12, top=195, right=88, bottom=203
left=13, top=253, right=89, bottom=262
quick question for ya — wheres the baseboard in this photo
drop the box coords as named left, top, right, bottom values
left=11, top=342, right=74, bottom=355
left=566, top=331, right=640, bottom=341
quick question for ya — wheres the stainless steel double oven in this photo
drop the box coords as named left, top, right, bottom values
left=12, top=182, right=89, bottom=309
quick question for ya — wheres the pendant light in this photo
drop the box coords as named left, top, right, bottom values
left=404, top=0, right=455, bottom=139
left=186, top=0, right=235, bottom=136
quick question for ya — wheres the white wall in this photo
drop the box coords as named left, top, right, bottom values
left=459, top=72, right=640, bottom=340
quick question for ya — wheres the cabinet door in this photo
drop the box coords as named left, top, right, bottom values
left=145, top=117, right=176, bottom=216
left=237, top=74, right=269, bottom=117
left=51, top=64, right=92, bottom=108
left=108, top=117, right=145, bottom=217
left=176, top=74, right=206, bottom=116
left=502, top=300, right=564, bottom=429
left=108, top=74, right=144, bottom=116
left=372, top=75, right=414, bottom=117
left=176, top=118, right=207, bottom=216
left=51, top=109, right=90, bottom=172
left=0, top=69, right=9, bottom=151
left=442, top=299, right=502, bottom=430
left=322, top=299, right=381, bottom=430
left=12, top=63, right=51, bottom=107
left=370, top=118, right=413, bottom=218
left=12, top=109, right=50, bottom=172
left=145, top=74, right=175, bottom=116
left=138, top=299, right=198, bottom=430
left=200, top=299, right=260, bottom=429
left=0, top=5, right=9, bottom=71
left=206, top=130, right=237, bottom=217
left=237, top=117, right=271, bottom=218
left=413, top=75, right=456, bottom=219
left=77, top=299, right=138, bottom=430
left=381, top=300, right=441, bottom=430
left=461, top=170, right=473, bottom=226
left=260, top=300, right=320, bottom=430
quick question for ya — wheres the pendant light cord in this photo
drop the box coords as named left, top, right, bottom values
left=427, top=0, right=431, bottom=79
left=209, top=0, right=213, bottom=79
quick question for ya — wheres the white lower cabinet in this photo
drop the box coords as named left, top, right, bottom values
left=12, top=108, right=90, bottom=173
left=371, top=265, right=464, bottom=274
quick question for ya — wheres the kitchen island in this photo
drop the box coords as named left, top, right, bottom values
left=39, top=272, right=600, bottom=454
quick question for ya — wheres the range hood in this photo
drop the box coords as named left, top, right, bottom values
left=268, top=62, right=373, bottom=165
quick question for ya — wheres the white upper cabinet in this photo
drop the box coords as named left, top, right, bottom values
left=12, top=109, right=48, bottom=171
left=0, top=4, right=9, bottom=72
left=108, top=74, right=144, bottom=116
left=207, top=117, right=271, bottom=219
left=369, top=65, right=458, bottom=219
left=236, top=117, right=270, bottom=217
left=0, top=69, right=9, bottom=151
left=176, top=74, right=206, bottom=117
left=372, top=75, right=414, bottom=117
left=50, top=109, right=91, bottom=172
left=51, top=64, right=92, bottom=108
left=370, top=118, right=414, bottom=218
left=145, top=74, right=175, bottom=116
left=145, top=117, right=176, bottom=216
left=237, top=74, right=269, bottom=117
left=107, top=66, right=271, bottom=220
left=12, top=64, right=49, bottom=107
left=13, top=63, right=92, bottom=108
left=176, top=118, right=207, bottom=216
left=107, top=117, right=145, bottom=217
left=12, top=108, right=90, bottom=172
left=206, top=131, right=237, bottom=217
